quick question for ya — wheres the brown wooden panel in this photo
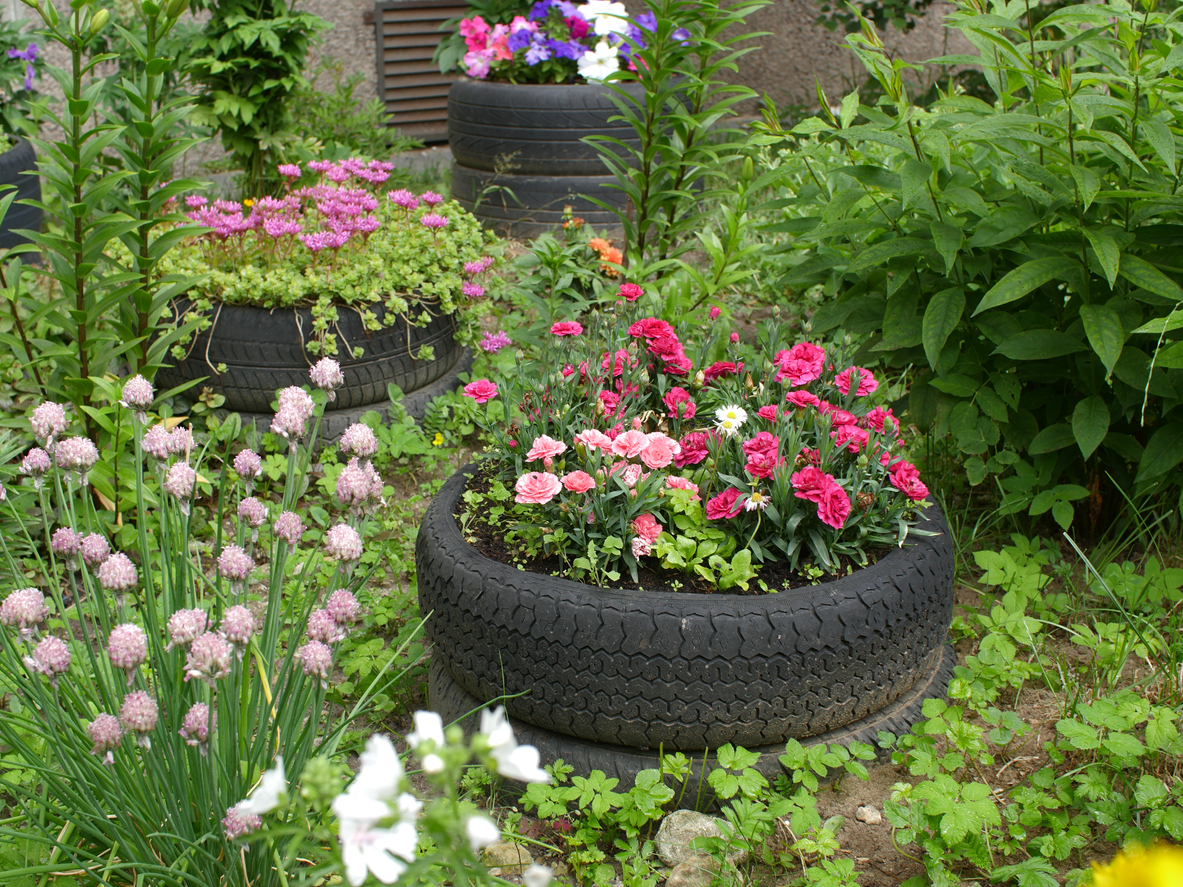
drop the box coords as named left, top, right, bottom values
left=381, top=47, right=439, bottom=63
left=375, top=0, right=462, bottom=144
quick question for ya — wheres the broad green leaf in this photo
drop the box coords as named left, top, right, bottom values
left=922, top=287, right=965, bottom=370
left=909, top=379, right=939, bottom=430
left=1029, top=423, right=1076, bottom=455
left=1132, top=309, right=1183, bottom=335
left=929, top=223, right=963, bottom=276
left=995, top=330, right=1087, bottom=360
left=1135, top=422, right=1183, bottom=483
left=976, top=387, right=1009, bottom=423
left=973, top=257, right=1079, bottom=315
left=1142, top=118, right=1176, bottom=171
left=839, top=90, right=859, bottom=129
left=1119, top=255, right=1183, bottom=303
left=1072, top=397, right=1110, bottom=460
left=1155, top=341, right=1183, bottom=368
left=1083, top=228, right=1121, bottom=288
left=1085, top=130, right=1147, bottom=171
left=847, top=238, right=929, bottom=274
left=929, top=373, right=978, bottom=397
left=1068, top=165, right=1101, bottom=211
left=1078, top=303, right=1125, bottom=377
left=1056, top=719, right=1100, bottom=750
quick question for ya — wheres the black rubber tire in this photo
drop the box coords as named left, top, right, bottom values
left=451, top=164, right=625, bottom=238
left=447, top=78, right=644, bottom=176
left=430, top=645, right=955, bottom=810
left=0, top=138, right=43, bottom=251
left=200, top=348, right=474, bottom=446
left=156, top=300, right=463, bottom=413
left=416, top=464, right=956, bottom=751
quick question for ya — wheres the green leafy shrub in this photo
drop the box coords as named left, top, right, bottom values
left=766, top=0, right=1183, bottom=527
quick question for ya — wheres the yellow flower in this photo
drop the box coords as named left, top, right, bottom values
left=432, top=432, right=443, bottom=447
left=243, top=198, right=255, bottom=206
left=1090, top=843, right=1183, bottom=887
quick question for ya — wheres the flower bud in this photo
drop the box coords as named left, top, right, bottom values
left=167, top=0, right=189, bottom=15
left=141, top=0, right=159, bottom=14
left=89, top=7, right=109, bottom=32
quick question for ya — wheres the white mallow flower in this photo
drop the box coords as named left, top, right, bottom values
left=577, top=39, right=619, bottom=82
left=241, top=757, right=286, bottom=815
left=582, top=0, right=629, bottom=35
left=524, top=864, right=554, bottom=887
left=407, top=710, right=447, bottom=773
left=479, top=706, right=550, bottom=783
left=332, top=735, right=424, bottom=886
left=465, top=814, right=502, bottom=851
left=339, top=817, right=419, bottom=886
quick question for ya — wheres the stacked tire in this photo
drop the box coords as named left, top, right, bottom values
left=156, top=300, right=470, bottom=442
left=0, top=138, right=43, bottom=251
left=417, top=464, right=958, bottom=808
left=447, top=78, right=644, bottom=238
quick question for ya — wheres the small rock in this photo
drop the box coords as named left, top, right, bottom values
left=550, top=861, right=572, bottom=883
left=483, top=841, right=533, bottom=871
left=855, top=805, right=882, bottom=824
left=655, top=810, right=747, bottom=866
left=665, top=854, right=716, bottom=887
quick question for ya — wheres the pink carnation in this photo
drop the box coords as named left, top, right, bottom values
left=463, top=379, right=498, bottom=403
left=632, top=513, right=662, bottom=544
left=663, top=387, right=696, bottom=420
left=611, top=429, right=650, bottom=459
left=550, top=321, right=583, bottom=337
left=515, top=472, right=562, bottom=505
left=834, top=366, right=879, bottom=396
left=890, top=461, right=929, bottom=501
left=791, top=466, right=834, bottom=504
left=562, top=470, right=596, bottom=494
left=574, top=429, right=614, bottom=451
left=775, top=342, right=826, bottom=386
left=664, top=476, right=700, bottom=499
left=526, top=435, right=568, bottom=463
left=674, top=431, right=712, bottom=468
left=705, top=487, right=744, bottom=520
left=817, top=483, right=851, bottom=529
left=640, top=433, right=679, bottom=469
left=785, top=390, right=821, bottom=410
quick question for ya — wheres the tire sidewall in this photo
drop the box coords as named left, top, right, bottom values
left=417, top=463, right=956, bottom=750
left=0, top=137, right=43, bottom=251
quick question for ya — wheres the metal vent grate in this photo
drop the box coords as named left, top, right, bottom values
left=373, top=0, right=467, bottom=143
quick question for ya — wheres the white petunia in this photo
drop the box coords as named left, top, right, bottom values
left=479, top=706, right=551, bottom=783
left=577, top=38, right=620, bottom=82
left=241, top=757, right=286, bottom=815
left=582, top=0, right=629, bottom=35
left=465, top=814, right=502, bottom=851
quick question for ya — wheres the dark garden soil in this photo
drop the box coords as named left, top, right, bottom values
left=455, top=463, right=894, bottom=595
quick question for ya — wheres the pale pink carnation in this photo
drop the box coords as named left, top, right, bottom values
left=640, top=433, right=680, bottom=469
left=526, top=435, right=567, bottom=464
left=664, top=476, right=700, bottom=499
left=574, top=429, right=614, bottom=452
left=515, top=471, right=562, bottom=505
left=611, top=429, right=650, bottom=459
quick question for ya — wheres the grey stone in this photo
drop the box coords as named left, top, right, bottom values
left=665, top=855, right=717, bottom=887
left=482, top=841, right=533, bottom=871
left=655, top=810, right=747, bottom=867
left=855, top=805, right=883, bottom=825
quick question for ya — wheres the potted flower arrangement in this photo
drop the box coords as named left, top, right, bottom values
left=440, top=1, right=666, bottom=236
left=153, top=159, right=493, bottom=424
left=0, top=19, right=43, bottom=250
left=417, top=284, right=955, bottom=795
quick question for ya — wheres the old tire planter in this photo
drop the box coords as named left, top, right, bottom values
left=430, top=646, right=955, bottom=807
left=417, top=464, right=956, bottom=754
left=448, top=78, right=645, bottom=176
left=156, top=299, right=464, bottom=414
left=0, top=138, right=43, bottom=251
left=450, top=164, right=624, bottom=240
left=447, top=78, right=643, bottom=237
